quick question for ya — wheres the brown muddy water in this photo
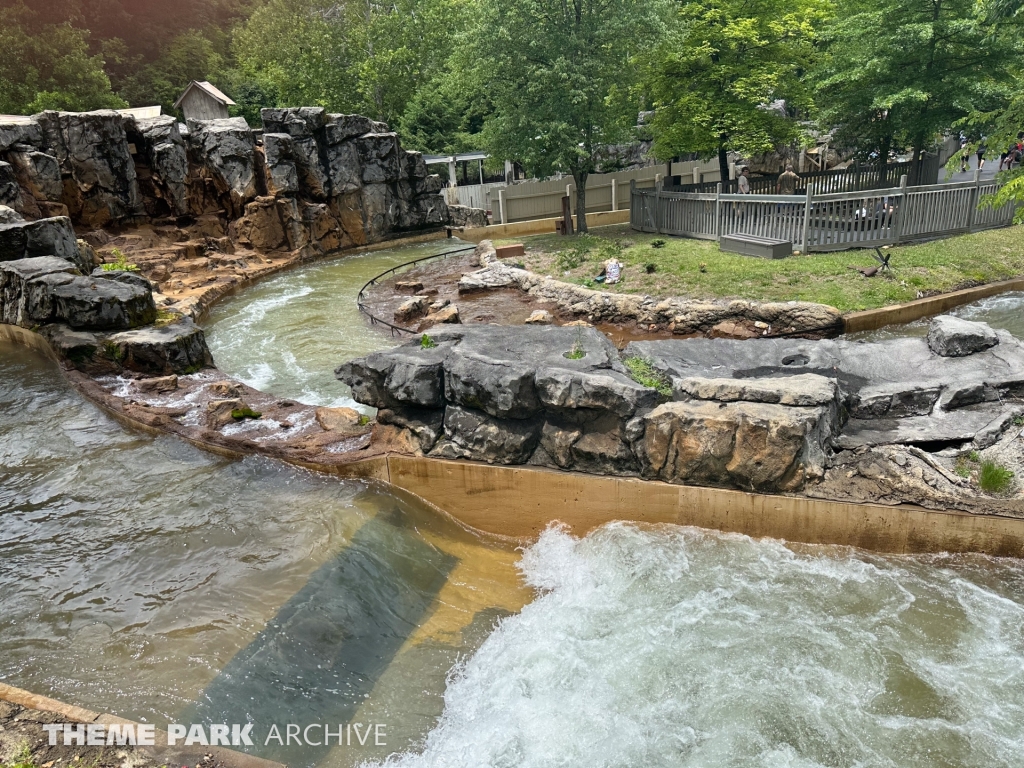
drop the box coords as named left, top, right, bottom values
left=4, top=259, right=1024, bottom=767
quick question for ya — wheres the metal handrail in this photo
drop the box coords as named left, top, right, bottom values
left=356, top=245, right=475, bottom=336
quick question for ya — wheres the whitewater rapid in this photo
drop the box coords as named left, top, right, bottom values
left=369, top=524, right=1024, bottom=768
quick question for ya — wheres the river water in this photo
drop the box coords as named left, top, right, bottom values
left=3, top=250, right=1024, bottom=767
left=204, top=239, right=471, bottom=411
left=853, top=291, right=1024, bottom=342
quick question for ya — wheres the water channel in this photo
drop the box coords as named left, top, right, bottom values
left=2, top=245, right=1024, bottom=767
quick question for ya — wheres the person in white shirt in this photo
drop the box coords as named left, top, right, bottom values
left=737, top=166, right=751, bottom=194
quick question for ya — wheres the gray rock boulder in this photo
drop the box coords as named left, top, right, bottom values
left=35, top=110, right=145, bottom=226
left=0, top=256, right=80, bottom=326
left=135, top=116, right=190, bottom=217
left=445, top=352, right=541, bottom=419
left=47, top=274, right=157, bottom=330
left=377, top=406, right=445, bottom=453
left=186, top=117, right=258, bottom=217
left=105, top=317, right=214, bottom=374
left=434, top=405, right=542, bottom=464
left=263, top=131, right=330, bottom=200
left=0, top=118, right=44, bottom=153
left=7, top=149, right=62, bottom=203
left=927, top=315, right=999, bottom=357
left=639, top=400, right=833, bottom=491
left=0, top=162, right=21, bottom=210
left=535, top=368, right=660, bottom=417
left=448, top=205, right=488, bottom=228
left=355, top=133, right=401, bottom=184
left=324, top=114, right=374, bottom=144
left=0, top=205, right=23, bottom=224
left=0, top=216, right=85, bottom=271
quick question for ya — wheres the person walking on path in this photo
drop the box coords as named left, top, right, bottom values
left=777, top=164, right=800, bottom=195
left=960, top=134, right=970, bottom=173
left=977, top=139, right=987, bottom=171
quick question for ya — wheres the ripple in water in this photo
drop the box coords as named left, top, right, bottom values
left=204, top=240, right=470, bottom=410
left=853, top=291, right=1024, bottom=343
left=372, top=524, right=1024, bottom=768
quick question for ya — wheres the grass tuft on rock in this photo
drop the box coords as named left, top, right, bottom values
left=420, top=334, right=437, bottom=349
left=623, top=356, right=672, bottom=397
left=231, top=407, right=262, bottom=420
left=979, top=461, right=1014, bottom=494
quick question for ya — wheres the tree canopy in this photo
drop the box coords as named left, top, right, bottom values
left=466, top=0, right=664, bottom=230
left=644, top=0, right=828, bottom=183
left=816, top=0, right=1021, bottom=181
left=1, top=0, right=1023, bottom=221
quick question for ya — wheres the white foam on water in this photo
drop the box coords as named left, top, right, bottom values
left=367, top=523, right=1024, bottom=768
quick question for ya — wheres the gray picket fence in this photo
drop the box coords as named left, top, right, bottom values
left=630, top=174, right=1016, bottom=252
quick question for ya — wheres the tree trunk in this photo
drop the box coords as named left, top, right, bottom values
left=910, top=140, right=924, bottom=185
left=879, top=133, right=892, bottom=184
left=573, top=169, right=589, bottom=233
left=718, top=146, right=730, bottom=191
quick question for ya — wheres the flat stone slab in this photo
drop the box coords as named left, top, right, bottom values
left=674, top=373, right=837, bottom=407
left=837, top=406, right=1018, bottom=450
left=928, top=315, right=999, bottom=357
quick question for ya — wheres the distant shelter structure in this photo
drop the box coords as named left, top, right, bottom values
left=173, top=81, right=236, bottom=122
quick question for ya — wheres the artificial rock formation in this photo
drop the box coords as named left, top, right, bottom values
left=0, top=107, right=449, bottom=262
left=338, top=317, right=1024, bottom=495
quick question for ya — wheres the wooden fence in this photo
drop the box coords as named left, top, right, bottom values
left=666, top=157, right=941, bottom=196
left=631, top=173, right=1015, bottom=252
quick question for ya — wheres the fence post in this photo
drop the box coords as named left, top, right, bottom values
left=967, top=169, right=981, bottom=232
left=801, top=189, right=813, bottom=253
left=498, top=188, right=506, bottom=225
left=611, top=179, right=617, bottom=212
left=630, top=179, right=637, bottom=229
left=655, top=177, right=663, bottom=234
left=714, top=182, right=722, bottom=241
left=893, top=174, right=908, bottom=243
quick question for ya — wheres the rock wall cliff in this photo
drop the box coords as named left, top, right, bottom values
left=0, top=108, right=448, bottom=258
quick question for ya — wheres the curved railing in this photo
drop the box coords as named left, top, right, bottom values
left=356, top=244, right=475, bottom=335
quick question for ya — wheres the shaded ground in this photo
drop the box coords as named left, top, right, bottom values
left=495, top=223, right=1024, bottom=312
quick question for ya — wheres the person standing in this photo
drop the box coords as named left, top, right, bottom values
left=960, top=134, right=970, bottom=173
left=737, top=167, right=751, bottom=194
left=976, top=138, right=987, bottom=171
left=777, top=164, right=799, bottom=195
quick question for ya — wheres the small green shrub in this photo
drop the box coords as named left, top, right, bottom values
left=101, top=340, right=124, bottom=362
left=358, top=414, right=371, bottom=426
left=623, top=356, right=672, bottom=397
left=979, top=461, right=1014, bottom=494
left=645, top=263, right=657, bottom=274
left=4, top=744, right=36, bottom=768
left=101, top=247, right=140, bottom=273
left=563, top=324, right=587, bottom=359
left=953, top=458, right=972, bottom=478
left=651, top=239, right=666, bottom=249
left=231, top=407, right=262, bottom=420
left=420, top=334, right=437, bottom=349
left=1013, top=415, right=1024, bottom=427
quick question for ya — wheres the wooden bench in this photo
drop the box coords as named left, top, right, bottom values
left=720, top=234, right=793, bottom=259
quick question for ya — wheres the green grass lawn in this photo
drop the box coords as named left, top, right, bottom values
left=495, top=223, right=1024, bottom=312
